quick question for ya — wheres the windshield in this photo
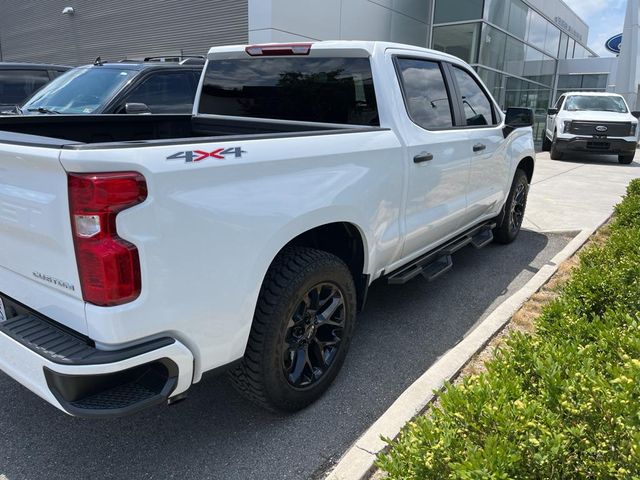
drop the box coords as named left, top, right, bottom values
left=22, top=67, right=136, bottom=114
left=565, top=95, right=628, bottom=113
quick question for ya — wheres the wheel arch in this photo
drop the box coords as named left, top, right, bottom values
left=277, top=221, right=370, bottom=310
left=517, top=156, right=535, bottom=183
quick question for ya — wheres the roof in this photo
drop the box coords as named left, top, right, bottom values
left=562, top=91, right=624, bottom=97
left=207, top=40, right=466, bottom=65
left=0, top=62, right=70, bottom=70
left=73, top=62, right=202, bottom=71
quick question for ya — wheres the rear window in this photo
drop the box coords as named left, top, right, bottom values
left=198, top=57, right=379, bottom=126
left=0, top=69, right=51, bottom=106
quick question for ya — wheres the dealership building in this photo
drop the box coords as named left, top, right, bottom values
left=0, top=0, right=625, bottom=142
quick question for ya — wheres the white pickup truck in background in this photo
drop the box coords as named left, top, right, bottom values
left=543, top=91, right=639, bottom=164
left=0, top=41, right=535, bottom=417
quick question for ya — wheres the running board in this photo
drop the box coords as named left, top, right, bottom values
left=386, top=222, right=496, bottom=285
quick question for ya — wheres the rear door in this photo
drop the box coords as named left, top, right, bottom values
left=393, top=55, right=471, bottom=258
left=111, top=69, right=199, bottom=114
left=447, top=64, right=508, bottom=223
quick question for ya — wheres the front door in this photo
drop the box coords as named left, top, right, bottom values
left=393, top=56, right=471, bottom=259
left=448, top=65, right=509, bottom=223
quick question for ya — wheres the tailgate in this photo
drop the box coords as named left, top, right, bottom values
left=0, top=142, right=86, bottom=333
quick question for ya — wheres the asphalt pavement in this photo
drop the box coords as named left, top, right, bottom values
left=0, top=230, right=571, bottom=480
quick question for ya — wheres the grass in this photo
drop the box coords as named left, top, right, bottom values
left=376, top=179, right=640, bottom=480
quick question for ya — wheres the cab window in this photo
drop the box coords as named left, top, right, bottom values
left=395, top=58, right=454, bottom=130
left=122, top=71, right=199, bottom=114
left=451, top=66, right=497, bottom=126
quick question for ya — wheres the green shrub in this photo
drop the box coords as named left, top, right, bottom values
left=377, top=179, right=640, bottom=480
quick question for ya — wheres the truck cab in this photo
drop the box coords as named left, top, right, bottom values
left=543, top=92, right=639, bottom=164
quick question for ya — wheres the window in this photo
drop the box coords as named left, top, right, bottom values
left=434, top=0, right=484, bottom=23
left=508, top=0, right=529, bottom=40
left=486, top=0, right=510, bottom=30
left=480, top=25, right=507, bottom=71
left=199, top=57, right=379, bottom=126
left=558, top=74, right=608, bottom=91
left=432, top=23, right=481, bottom=64
left=123, top=71, right=198, bottom=114
left=544, top=25, right=561, bottom=57
left=0, top=69, right=51, bottom=106
left=23, top=67, right=136, bottom=114
left=565, top=95, right=627, bottom=113
left=396, top=58, right=454, bottom=129
left=452, top=67, right=496, bottom=126
left=554, top=95, right=565, bottom=109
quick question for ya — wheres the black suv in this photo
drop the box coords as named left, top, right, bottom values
left=18, top=60, right=203, bottom=115
left=0, top=63, right=70, bottom=109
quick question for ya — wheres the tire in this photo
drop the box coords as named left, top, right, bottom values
left=541, top=132, right=551, bottom=152
left=550, top=131, right=564, bottom=160
left=619, top=153, right=635, bottom=164
left=493, top=169, right=530, bottom=245
left=230, top=246, right=357, bottom=412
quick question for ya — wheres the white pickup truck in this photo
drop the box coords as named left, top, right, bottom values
left=543, top=91, right=639, bottom=164
left=0, top=41, right=535, bottom=417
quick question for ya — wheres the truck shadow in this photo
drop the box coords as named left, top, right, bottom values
left=552, top=153, right=640, bottom=167
left=0, top=230, right=571, bottom=480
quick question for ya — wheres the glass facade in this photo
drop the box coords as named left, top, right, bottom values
left=431, top=0, right=597, bottom=145
left=556, top=74, right=608, bottom=100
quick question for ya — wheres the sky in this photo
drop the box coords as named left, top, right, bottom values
left=563, top=0, right=626, bottom=56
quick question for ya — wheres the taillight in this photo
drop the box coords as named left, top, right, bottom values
left=245, top=43, right=312, bottom=56
left=68, top=172, right=147, bottom=307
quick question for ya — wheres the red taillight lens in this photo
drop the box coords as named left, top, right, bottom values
left=245, top=43, right=312, bottom=56
left=68, top=172, right=147, bottom=307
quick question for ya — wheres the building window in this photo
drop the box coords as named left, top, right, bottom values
left=432, top=23, right=481, bottom=64
left=396, top=58, right=455, bottom=129
left=480, top=25, right=507, bottom=71
left=434, top=0, right=484, bottom=23
left=508, top=0, right=529, bottom=40
left=557, top=74, right=608, bottom=95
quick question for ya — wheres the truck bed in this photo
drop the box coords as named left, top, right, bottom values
left=0, top=114, right=370, bottom=148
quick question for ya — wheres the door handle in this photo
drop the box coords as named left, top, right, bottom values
left=473, top=143, right=486, bottom=152
left=413, top=152, right=434, bottom=164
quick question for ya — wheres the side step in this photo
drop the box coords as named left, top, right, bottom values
left=386, top=222, right=496, bottom=285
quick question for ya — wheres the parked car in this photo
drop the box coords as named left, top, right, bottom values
left=543, top=91, right=639, bottom=164
left=0, top=62, right=69, bottom=110
left=17, top=59, right=202, bottom=115
left=0, top=41, right=535, bottom=418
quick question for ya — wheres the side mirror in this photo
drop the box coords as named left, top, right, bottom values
left=631, top=111, right=640, bottom=119
left=547, top=108, right=558, bottom=116
left=125, top=102, right=152, bottom=114
left=503, top=107, right=534, bottom=138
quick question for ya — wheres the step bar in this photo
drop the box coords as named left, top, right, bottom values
left=386, top=222, right=496, bottom=285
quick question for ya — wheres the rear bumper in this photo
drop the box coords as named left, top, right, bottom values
left=0, top=293, right=194, bottom=418
left=555, top=137, right=638, bottom=155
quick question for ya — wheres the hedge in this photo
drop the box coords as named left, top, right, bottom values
left=377, top=179, right=640, bottom=480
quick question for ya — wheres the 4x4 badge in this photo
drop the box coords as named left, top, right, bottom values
left=167, top=147, right=246, bottom=163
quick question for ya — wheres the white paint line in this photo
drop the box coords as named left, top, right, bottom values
left=325, top=225, right=599, bottom=480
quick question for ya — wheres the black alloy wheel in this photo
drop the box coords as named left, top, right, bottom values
left=283, top=283, right=345, bottom=389
left=509, top=181, right=527, bottom=235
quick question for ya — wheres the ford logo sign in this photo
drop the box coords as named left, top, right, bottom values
left=595, top=126, right=608, bottom=132
left=606, top=33, right=622, bottom=54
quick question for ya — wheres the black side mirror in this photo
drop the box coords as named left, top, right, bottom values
left=631, top=111, right=640, bottom=119
left=503, top=107, right=534, bottom=138
left=547, top=108, right=558, bottom=116
left=125, top=102, right=152, bottom=114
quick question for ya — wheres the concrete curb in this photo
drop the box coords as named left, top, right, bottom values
left=325, top=227, right=598, bottom=480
